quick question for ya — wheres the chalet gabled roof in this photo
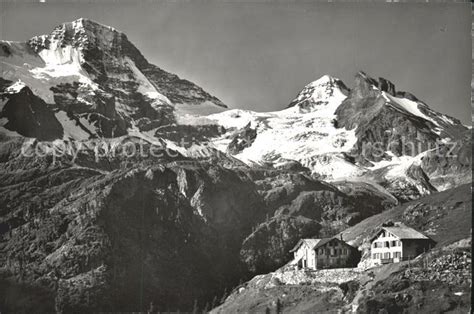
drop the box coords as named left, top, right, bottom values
left=289, top=237, right=340, bottom=252
left=289, top=239, right=320, bottom=252
left=370, top=224, right=430, bottom=242
left=313, top=238, right=334, bottom=249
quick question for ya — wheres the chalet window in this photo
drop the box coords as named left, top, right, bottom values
left=398, top=240, right=402, bottom=246
left=391, top=240, right=397, bottom=247
left=384, top=241, right=389, bottom=248
left=319, top=249, right=323, bottom=255
left=394, top=252, right=401, bottom=258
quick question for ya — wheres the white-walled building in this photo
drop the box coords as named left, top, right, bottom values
left=290, top=237, right=358, bottom=270
left=370, top=223, right=434, bottom=264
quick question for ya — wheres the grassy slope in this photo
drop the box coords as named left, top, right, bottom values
left=213, top=184, right=472, bottom=313
left=340, top=183, right=471, bottom=248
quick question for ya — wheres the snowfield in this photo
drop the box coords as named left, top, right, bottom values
left=207, top=76, right=358, bottom=177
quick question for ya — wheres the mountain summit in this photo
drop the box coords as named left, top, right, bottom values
left=0, top=19, right=470, bottom=193
left=1, top=18, right=226, bottom=140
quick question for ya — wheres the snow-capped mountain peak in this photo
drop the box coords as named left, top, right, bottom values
left=1, top=18, right=227, bottom=140
left=29, top=18, right=119, bottom=53
left=287, top=74, right=349, bottom=109
left=0, top=19, right=469, bottom=198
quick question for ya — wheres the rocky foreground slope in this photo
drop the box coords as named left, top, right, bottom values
left=0, top=137, right=267, bottom=312
left=214, top=184, right=472, bottom=313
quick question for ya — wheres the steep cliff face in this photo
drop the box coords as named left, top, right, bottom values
left=420, top=129, right=472, bottom=190
left=237, top=173, right=397, bottom=275
left=335, top=72, right=465, bottom=163
left=0, top=137, right=268, bottom=312
left=174, top=166, right=266, bottom=249
left=0, top=80, right=63, bottom=140
left=240, top=215, right=321, bottom=274
left=1, top=18, right=226, bottom=141
left=256, top=173, right=396, bottom=231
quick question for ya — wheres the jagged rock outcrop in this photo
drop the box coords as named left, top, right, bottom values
left=377, top=77, right=396, bottom=96
left=235, top=173, right=397, bottom=275
left=154, top=124, right=226, bottom=147
left=240, top=215, right=321, bottom=274
left=420, top=129, right=472, bottom=190
left=335, top=72, right=467, bottom=163
left=0, top=137, right=267, bottom=312
left=255, top=173, right=396, bottom=233
left=1, top=18, right=226, bottom=140
left=0, top=80, right=63, bottom=140
left=226, top=123, right=257, bottom=154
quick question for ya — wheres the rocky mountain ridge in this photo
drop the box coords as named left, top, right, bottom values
left=1, top=18, right=226, bottom=141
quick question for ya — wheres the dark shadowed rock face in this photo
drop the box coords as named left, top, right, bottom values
left=1, top=18, right=227, bottom=141
left=227, top=123, right=257, bottom=154
left=255, top=173, right=396, bottom=233
left=27, top=19, right=227, bottom=110
left=0, top=138, right=267, bottom=312
left=235, top=173, right=397, bottom=276
left=154, top=124, right=226, bottom=146
left=335, top=73, right=438, bottom=162
left=377, top=77, right=395, bottom=96
left=240, top=215, right=321, bottom=274
left=27, top=19, right=178, bottom=135
left=0, top=83, right=63, bottom=140
left=420, top=129, right=472, bottom=190
left=334, top=72, right=468, bottom=165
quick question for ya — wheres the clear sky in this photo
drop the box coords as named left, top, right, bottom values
left=1, top=1, right=471, bottom=124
